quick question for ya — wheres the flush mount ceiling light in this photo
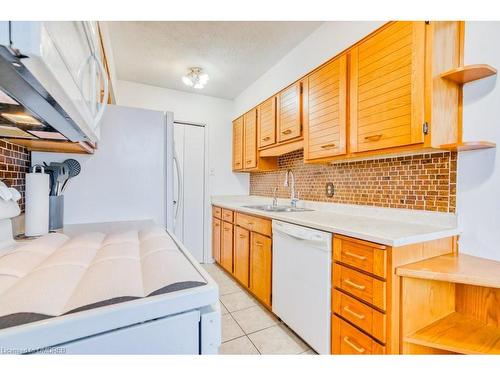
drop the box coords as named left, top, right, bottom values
left=182, top=67, right=209, bottom=89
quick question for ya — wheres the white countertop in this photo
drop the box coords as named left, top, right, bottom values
left=211, top=195, right=460, bottom=247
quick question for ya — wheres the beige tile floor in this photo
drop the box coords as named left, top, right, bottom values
left=202, top=263, right=317, bottom=355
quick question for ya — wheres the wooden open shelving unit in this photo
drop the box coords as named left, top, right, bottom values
left=441, top=64, right=497, bottom=84
left=406, top=312, right=500, bottom=354
left=397, top=253, right=500, bottom=354
left=439, top=62, right=497, bottom=153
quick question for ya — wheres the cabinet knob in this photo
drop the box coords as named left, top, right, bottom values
left=344, top=278, right=366, bottom=291
left=246, top=160, right=252, bottom=164
left=364, top=134, right=382, bottom=142
left=282, top=129, right=292, bottom=135
left=262, top=136, right=270, bottom=141
left=343, top=251, right=367, bottom=261
left=343, top=305, right=365, bottom=320
left=343, top=336, right=366, bottom=353
left=321, top=143, right=336, bottom=149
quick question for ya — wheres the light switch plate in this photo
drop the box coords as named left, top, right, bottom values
left=326, top=182, right=334, bottom=197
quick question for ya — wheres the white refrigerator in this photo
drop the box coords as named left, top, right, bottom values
left=32, top=105, right=207, bottom=261
left=32, top=105, right=176, bottom=237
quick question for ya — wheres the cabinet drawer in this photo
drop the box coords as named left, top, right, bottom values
left=332, top=289, right=386, bottom=343
left=212, top=206, right=222, bottom=219
left=235, top=212, right=272, bottom=237
left=332, top=315, right=385, bottom=354
left=333, top=263, right=386, bottom=311
left=222, top=209, right=234, bottom=223
left=333, top=235, right=387, bottom=278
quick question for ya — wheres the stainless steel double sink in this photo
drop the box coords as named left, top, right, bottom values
left=243, top=204, right=313, bottom=213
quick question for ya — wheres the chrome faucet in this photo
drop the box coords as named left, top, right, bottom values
left=284, top=169, right=299, bottom=208
left=272, top=187, right=279, bottom=207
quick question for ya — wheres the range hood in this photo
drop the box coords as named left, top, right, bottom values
left=0, top=45, right=91, bottom=143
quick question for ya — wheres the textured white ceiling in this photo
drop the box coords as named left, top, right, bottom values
left=106, top=21, right=323, bottom=99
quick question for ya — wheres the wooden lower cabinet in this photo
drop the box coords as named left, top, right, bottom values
left=249, top=232, right=273, bottom=308
left=221, top=221, right=234, bottom=273
left=234, top=226, right=250, bottom=287
left=331, top=234, right=457, bottom=354
left=211, top=206, right=272, bottom=308
left=212, top=218, right=221, bottom=263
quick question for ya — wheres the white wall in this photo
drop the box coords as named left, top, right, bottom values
left=233, top=21, right=384, bottom=117
left=457, top=22, right=500, bottom=261
left=115, top=80, right=249, bottom=196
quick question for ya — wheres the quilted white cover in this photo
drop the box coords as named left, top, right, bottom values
left=0, top=226, right=206, bottom=324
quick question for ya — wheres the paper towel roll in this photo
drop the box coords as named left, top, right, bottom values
left=25, top=168, right=50, bottom=236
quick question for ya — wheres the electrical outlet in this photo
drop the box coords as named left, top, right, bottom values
left=326, top=182, right=334, bottom=197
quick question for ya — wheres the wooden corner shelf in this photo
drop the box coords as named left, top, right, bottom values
left=396, top=253, right=500, bottom=289
left=441, top=64, right=497, bottom=84
left=398, top=253, right=500, bottom=354
left=439, top=141, right=496, bottom=152
left=405, top=312, right=500, bottom=354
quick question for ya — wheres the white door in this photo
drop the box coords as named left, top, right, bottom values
left=173, top=122, right=206, bottom=262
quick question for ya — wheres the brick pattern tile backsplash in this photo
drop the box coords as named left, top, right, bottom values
left=250, top=150, right=457, bottom=213
left=0, top=139, right=30, bottom=212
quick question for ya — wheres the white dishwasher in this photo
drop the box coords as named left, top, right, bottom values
left=272, top=220, right=332, bottom=354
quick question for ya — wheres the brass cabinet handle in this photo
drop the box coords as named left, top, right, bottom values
left=343, top=336, right=366, bottom=353
left=321, top=143, right=336, bottom=149
left=262, top=136, right=270, bottom=141
left=246, top=160, right=252, bottom=164
left=239, top=234, right=246, bottom=238
left=255, top=241, right=263, bottom=246
left=364, top=134, right=382, bottom=141
left=235, top=162, right=241, bottom=165
left=224, top=228, right=231, bottom=232
left=343, top=306, right=366, bottom=320
left=344, top=278, right=366, bottom=291
left=282, top=129, right=292, bottom=135
left=214, top=223, right=219, bottom=227
left=343, top=251, right=367, bottom=261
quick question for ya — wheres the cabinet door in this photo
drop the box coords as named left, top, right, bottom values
left=234, top=226, right=250, bottom=287
left=249, top=233, right=272, bottom=307
left=221, top=221, right=234, bottom=273
left=258, top=96, right=276, bottom=148
left=243, top=108, right=258, bottom=169
left=42, top=22, right=107, bottom=133
left=350, top=22, right=425, bottom=153
left=212, top=218, right=221, bottom=264
left=304, top=54, right=347, bottom=161
left=232, top=117, right=244, bottom=171
left=277, top=82, right=302, bottom=142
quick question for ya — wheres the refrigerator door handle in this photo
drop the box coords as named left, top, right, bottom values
left=173, top=153, right=182, bottom=222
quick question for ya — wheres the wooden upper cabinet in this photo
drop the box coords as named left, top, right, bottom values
left=350, top=21, right=426, bottom=153
left=243, top=108, right=258, bottom=169
left=277, top=81, right=302, bottom=143
left=232, top=116, right=244, bottom=171
left=258, top=96, right=276, bottom=148
left=304, top=54, right=347, bottom=161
